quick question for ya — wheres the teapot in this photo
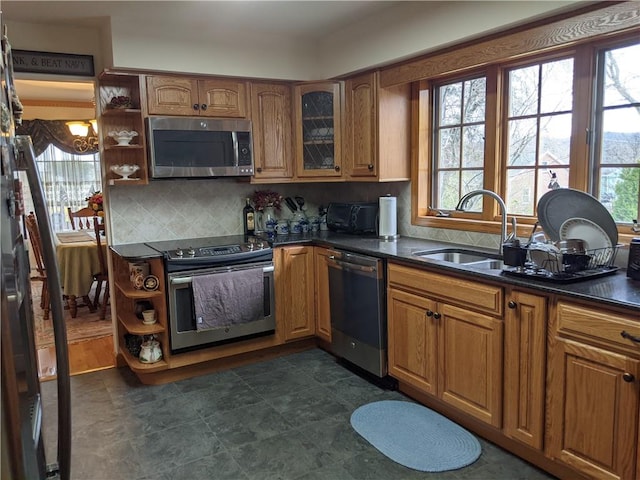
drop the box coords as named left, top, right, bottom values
left=139, top=339, right=162, bottom=363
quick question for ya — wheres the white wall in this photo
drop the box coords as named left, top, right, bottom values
left=4, top=20, right=106, bottom=79
left=317, top=1, right=581, bottom=78
left=5, top=2, right=580, bottom=81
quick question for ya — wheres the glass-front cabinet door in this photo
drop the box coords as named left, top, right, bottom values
left=294, top=82, right=342, bottom=178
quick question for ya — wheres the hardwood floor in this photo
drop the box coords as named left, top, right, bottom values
left=37, top=335, right=116, bottom=381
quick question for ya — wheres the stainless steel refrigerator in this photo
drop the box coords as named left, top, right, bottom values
left=0, top=25, right=71, bottom=480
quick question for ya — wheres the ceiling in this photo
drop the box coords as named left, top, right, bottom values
left=2, top=1, right=401, bottom=40
left=6, top=1, right=401, bottom=102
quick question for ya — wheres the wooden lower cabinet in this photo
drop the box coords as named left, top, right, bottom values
left=313, top=247, right=331, bottom=342
left=387, top=262, right=503, bottom=427
left=275, top=245, right=316, bottom=341
left=438, top=302, right=503, bottom=427
left=547, top=300, right=640, bottom=480
left=388, top=288, right=437, bottom=394
left=503, top=289, right=547, bottom=450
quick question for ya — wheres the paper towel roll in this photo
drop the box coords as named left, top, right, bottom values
left=379, top=196, right=398, bottom=239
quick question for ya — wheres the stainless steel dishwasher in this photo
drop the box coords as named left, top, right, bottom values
left=327, top=249, right=387, bottom=377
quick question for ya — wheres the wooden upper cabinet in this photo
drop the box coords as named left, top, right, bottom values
left=344, top=71, right=411, bottom=181
left=293, top=82, right=342, bottom=179
left=146, top=75, right=248, bottom=117
left=250, top=82, right=293, bottom=181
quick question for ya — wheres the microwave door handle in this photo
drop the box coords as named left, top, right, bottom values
left=232, top=131, right=239, bottom=167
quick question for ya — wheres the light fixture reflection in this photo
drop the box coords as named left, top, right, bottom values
left=66, top=120, right=99, bottom=153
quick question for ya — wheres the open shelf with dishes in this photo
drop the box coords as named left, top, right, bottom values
left=111, top=253, right=168, bottom=372
left=97, top=71, right=149, bottom=185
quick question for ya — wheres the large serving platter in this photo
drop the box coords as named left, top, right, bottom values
left=537, top=188, right=618, bottom=247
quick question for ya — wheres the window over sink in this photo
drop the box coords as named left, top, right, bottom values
left=415, top=19, right=640, bottom=242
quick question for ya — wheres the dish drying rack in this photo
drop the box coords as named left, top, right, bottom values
left=502, top=244, right=619, bottom=284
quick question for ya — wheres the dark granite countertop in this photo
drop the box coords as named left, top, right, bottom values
left=110, top=242, right=161, bottom=260
left=112, top=232, right=640, bottom=312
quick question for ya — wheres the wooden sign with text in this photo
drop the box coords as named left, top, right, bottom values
left=12, top=50, right=94, bottom=76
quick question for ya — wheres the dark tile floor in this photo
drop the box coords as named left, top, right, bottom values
left=40, top=348, right=557, bottom=479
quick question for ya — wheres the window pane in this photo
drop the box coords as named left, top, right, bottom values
left=600, top=166, right=639, bottom=223
left=601, top=108, right=640, bottom=165
left=461, top=170, right=484, bottom=197
left=509, top=65, right=539, bottom=117
left=463, top=78, right=486, bottom=122
left=507, top=118, right=537, bottom=166
left=440, top=82, right=462, bottom=126
left=506, top=169, right=535, bottom=215
left=603, top=44, right=640, bottom=107
left=539, top=113, right=572, bottom=164
left=438, top=170, right=460, bottom=210
left=462, top=125, right=485, bottom=168
left=540, top=59, right=574, bottom=113
left=433, top=75, right=486, bottom=213
left=438, top=127, right=461, bottom=168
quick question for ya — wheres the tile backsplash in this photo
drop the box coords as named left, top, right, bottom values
left=108, top=178, right=503, bottom=249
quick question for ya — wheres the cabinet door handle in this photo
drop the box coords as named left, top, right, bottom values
left=256, top=167, right=262, bottom=173
left=433, top=312, right=441, bottom=320
left=193, top=104, right=200, bottom=111
left=621, top=331, right=640, bottom=343
left=334, top=165, right=341, bottom=172
left=201, top=104, right=207, bottom=111
left=508, top=300, right=517, bottom=309
left=623, top=372, right=635, bottom=383
left=368, top=164, right=374, bottom=171
left=425, top=309, right=433, bottom=317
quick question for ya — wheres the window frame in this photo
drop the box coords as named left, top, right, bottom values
left=412, top=23, right=640, bottom=245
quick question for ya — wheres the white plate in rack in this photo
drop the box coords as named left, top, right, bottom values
left=559, top=217, right=613, bottom=264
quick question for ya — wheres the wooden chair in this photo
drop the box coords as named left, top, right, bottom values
left=67, top=206, right=98, bottom=230
left=24, top=212, right=50, bottom=320
left=93, top=220, right=110, bottom=319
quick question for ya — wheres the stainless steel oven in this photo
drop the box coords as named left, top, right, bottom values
left=146, top=236, right=275, bottom=353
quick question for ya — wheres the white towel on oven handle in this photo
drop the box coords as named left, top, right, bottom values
left=192, top=267, right=264, bottom=331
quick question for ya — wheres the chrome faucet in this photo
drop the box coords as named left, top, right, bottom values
left=455, top=189, right=513, bottom=255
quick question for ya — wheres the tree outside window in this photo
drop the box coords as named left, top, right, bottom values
left=505, top=57, right=573, bottom=216
left=433, top=77, right=486, bottom=211
left=593, top=42, right=640, bottom=224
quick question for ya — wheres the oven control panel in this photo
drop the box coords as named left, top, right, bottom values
left=167, top=241, right=269, bottom=261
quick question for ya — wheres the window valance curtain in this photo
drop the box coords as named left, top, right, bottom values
left=16, top=119, right=98, bottom=156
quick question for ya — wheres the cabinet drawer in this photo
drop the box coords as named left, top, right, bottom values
left=388, top=263, right=502, bottom=316
left=557, top=301, right=640, bottom=355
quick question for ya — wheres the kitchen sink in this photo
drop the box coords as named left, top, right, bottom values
left=413, top=248, right=504, bottom=270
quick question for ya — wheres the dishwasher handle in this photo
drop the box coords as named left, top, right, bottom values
left=327, top=255, right=379, bottom=275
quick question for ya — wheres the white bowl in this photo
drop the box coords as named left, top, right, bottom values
left=110, top=164, right=140, bottom=179
left=108, top=130, right=138, bottom=146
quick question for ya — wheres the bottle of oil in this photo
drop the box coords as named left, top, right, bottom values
left=243, top=198, right=255, bottom=236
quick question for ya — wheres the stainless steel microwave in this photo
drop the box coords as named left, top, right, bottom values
left=146, top=116, right=253, bottom=179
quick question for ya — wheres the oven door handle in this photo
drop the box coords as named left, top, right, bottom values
left=170, top=265, right=274, bottom=285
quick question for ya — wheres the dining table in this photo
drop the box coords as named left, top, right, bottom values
left=55, top=230, right=106, bottom=318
